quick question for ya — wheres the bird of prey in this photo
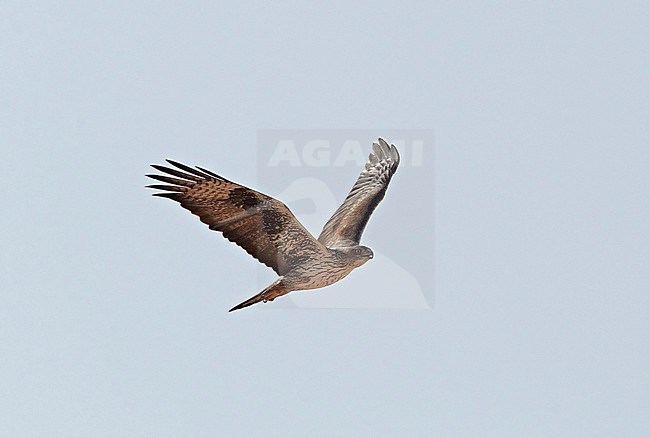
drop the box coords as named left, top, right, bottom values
left=146, top=138, right=400, bottom=311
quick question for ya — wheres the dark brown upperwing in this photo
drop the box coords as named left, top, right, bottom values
left=317, top=139, right=400, bottom=248
left=147, top=160, right=326, bottom=275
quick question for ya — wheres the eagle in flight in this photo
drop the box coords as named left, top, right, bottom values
left=147, top=138, right=400, bottom=311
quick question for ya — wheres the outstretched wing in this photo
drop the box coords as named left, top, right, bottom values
left=147, top=160, right=327, bottom=275
left=318, top=139, right=400, bottom=248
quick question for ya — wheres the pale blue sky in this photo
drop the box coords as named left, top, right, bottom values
left=2, top=1, right=649, bottom=436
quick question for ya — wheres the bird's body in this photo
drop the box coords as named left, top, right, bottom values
left=147, top=139, right=400, bottom=311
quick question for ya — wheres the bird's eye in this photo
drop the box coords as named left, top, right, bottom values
left=354, top=248, right=361, bottom=254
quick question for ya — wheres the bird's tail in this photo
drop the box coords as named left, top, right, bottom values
left=229, top=277, right=289, bottom=312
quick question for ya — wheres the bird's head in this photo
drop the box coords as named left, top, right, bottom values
left=340, top=245, right=374, bottom=267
